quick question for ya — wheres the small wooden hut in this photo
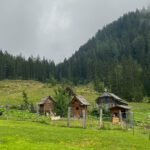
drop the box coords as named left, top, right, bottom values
left=69, top=96, right=90, bottom=118
left=38, top=96, right=55, bottom=115
left=110, top=105, right=131, bottom=123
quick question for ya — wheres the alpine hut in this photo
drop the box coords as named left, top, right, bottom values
left=96, top=91, right=130, bottom=123
left=38, top=96, right=55, bottom=115
left=69, top=96, right=90, bottom=118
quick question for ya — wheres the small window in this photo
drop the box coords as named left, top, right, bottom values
left=76, top=107, right=79, bottom=110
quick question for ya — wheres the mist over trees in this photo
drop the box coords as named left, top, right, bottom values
left=1, top=9, right=150, bottom=102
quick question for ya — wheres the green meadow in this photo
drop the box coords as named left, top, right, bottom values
left=0, top=80, right=99, bottom=106
left=0, top=120, right=150, bottom=150
left=0, top=80, right=150, bottom=149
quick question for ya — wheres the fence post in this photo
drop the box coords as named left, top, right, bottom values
left=99, top=106, right=103, bottom=129
left=119, top=110, right=123, bottom=129
left=82, top=109, right=86, bottom=129
left=126, top=111, right=128, bottom=131
left=132, top=112, right=134, bottom=135
left=6, top=103, right=9, bottom=120
left=36, top=104, right=39, bottom=121
left=67, top=107, right=71, bottom=127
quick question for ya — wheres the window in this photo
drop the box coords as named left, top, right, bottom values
left=76, top=107, right=79, bottom=110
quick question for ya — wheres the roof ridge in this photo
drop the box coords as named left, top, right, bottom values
left=75, top=95, right=90, bottom=106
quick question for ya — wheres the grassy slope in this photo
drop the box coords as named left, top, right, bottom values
left=0, top=120, right=150, bottom=150
left=1, top=79, right=150, bottom=124
left=0, top=80, right=99, bottom=106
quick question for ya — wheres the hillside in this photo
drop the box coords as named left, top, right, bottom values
left=0, top=80, right=150, bottom=118
left=0, top=80, right=99, bottom=106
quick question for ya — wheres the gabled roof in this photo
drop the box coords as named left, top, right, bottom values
left=99, top=92, right=122, bottom=100
left=38, top=96, right=55, bottom=105
left=110, top=105, right=131, bottom=110
left=70, top=96, right=90, bottom=106
left=96, top=92, right=128, bottom=105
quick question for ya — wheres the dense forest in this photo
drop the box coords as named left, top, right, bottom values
left=1, top=9, right=150, bottom=102
left=0, top=51, right=55, bottom=82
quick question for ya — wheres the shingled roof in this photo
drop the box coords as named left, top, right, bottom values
left=38, top=96, right=55, bottom=105
left=70, top=96, right=90, bottom=106
left=96, top=92, right=128, bottom=105
left=99, top=92, right=122, bottom=100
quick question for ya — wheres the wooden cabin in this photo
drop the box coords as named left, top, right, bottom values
left=110, top=105, right=131, bottom=123
left=96, top=91, right=128, bottom=110
left=38, top=96, right=55, bottom=115
left=69, top=96, right=90, bottom=118
left=96, top=91, right=131, bottom=123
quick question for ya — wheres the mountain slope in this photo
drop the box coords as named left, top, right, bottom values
left=56, top=9, right=150, bottom=101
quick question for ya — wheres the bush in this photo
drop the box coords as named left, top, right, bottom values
left=22, top=90, right=29, bottom=110
left=30, top=103, right=36, bottom=113
left=90, top=106, right=110, bottom=118
left=90, top=108, right=99, bottom=117
left=10, top=105, right=20, bottom=109
left=54, top=87, right=70, bottom=117
left=0, top=107, right=5, bottom=115
left=46, top=77, right=57, bottom=86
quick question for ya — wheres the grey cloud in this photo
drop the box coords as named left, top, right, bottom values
left=0, top=0, right=149, bottom=63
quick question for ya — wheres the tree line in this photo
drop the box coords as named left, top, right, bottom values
left=0, top=51, right=55, bottom=82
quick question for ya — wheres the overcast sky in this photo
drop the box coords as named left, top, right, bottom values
left=0, top=0, right=149, bottom=63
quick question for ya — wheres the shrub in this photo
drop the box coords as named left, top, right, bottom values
left=46, top=77, right=57, bottom=86
left=10, top=105, right=20, bottom=109
left=90, top=106, right=110, bottom=118
left=30, top=103, right=36, bottom=113
left=22, top=90, right=29, bottom=110
left=54, top=87, right=70, bottom=117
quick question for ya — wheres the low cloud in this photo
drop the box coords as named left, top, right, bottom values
left=0, top=0, right=149, bottom=63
